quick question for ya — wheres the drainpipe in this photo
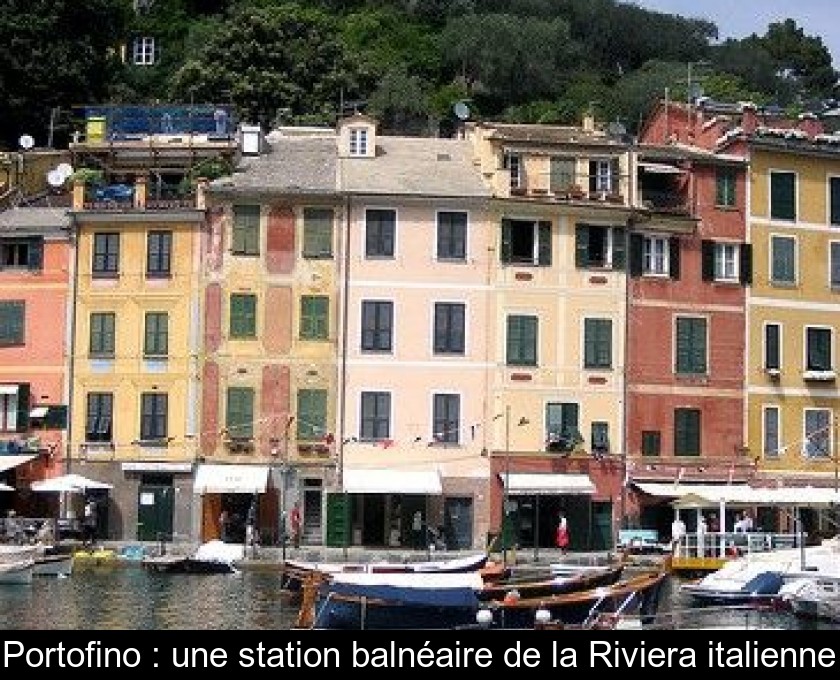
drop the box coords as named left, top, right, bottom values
left=338, top=193, right=352, bottom=557
left=65, top=213, right=80, bottom=478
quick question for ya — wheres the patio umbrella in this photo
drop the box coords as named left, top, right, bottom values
left=0, top=482, right=13, bottom=492
left=30, top=473, right=113, bottom=493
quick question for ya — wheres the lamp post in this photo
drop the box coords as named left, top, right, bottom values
left=503, top=405, right=511, bottom=567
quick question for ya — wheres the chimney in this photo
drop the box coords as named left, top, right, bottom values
left=798, top=112, right=823, bottom=139
left=72, top=178, right=85, bottom=210
left=582, top=112, right=595, bottom=133
left=740, top=102, right=758, bottom=134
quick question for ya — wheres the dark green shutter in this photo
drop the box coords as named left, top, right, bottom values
left=326, top=492, right=350, bottom=547
left=701, top=240, right=715, bottom=281
left=588, top=161, right=597, bottom=193
left=297, top=389, right=327, bottom=440
left=612, top=227, right=626, bottom=269
left=629, top=233, right=644, bottom=277
left=675, top=318, right=690, bottom=373
left=537, top=221, right=552, bottom=266
left=561, top=403, right=580, bottom=444
left=500, top=219, right=512, bottom=263
left=831, top=178, right=840, bottom=225
left=739, top=244, right=753, bottom=285
left=770, top=172, right=795, bottom=220
left=765, top=324, right=780, bottom=370
left=226, top=387, right=254, bottom=438
left=575, top=225, right=590, bottom=268
left=16, top=383, right=30, bottom=432
left=610, top=158, right=621, bottom=194
left=28, top=239, right=43, bottom=270
left=669, top=237, right=681, bottom=280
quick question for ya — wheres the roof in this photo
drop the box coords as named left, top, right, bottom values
left=475, top=121, right=624, bottom=147
left=208, top=135, right=338, bottom=196
left=0, top=207, right=70, bottom=236
left=340, top=136, right=491, bottom=198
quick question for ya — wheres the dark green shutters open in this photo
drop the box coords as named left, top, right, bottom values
left=629, top=233, right=644, bottom=277
left=701, top=240, right=715, bottom=281
left=739, top=244, right=753, bottom=285
left=612, top=227, right=626, bottom=269
left=537, top=221, right=552, bottom=265
left=500, top=219, right=512, bottom=263
left=669, top=237, right=681, bottom=280
left=326, top=492, right=350, bottom=547
left=575, top=224, right=590, bottom=268
left=15, top=383, right=30, bottom=432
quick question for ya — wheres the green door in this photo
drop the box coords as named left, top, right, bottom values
left=325, top=492, right=350, bottom=547
left=137, top=485, right=174, bottom=541
left=591, top=501, right=613, bottom=551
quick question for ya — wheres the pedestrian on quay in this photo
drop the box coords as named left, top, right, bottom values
left=555, top=511, right=570, bottom=554
left=289, top=501, right=301, bottom=549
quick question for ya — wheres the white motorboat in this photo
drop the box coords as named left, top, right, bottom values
left=780, top=574, right=840, bottom=623
left=0, top=557, right=34, bottom=585
left=32, top=551, right=74, bottom=577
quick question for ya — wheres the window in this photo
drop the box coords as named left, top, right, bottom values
left=300, top=296, right=329, bottom=340
left=500, top=219, right=551, bottom=266
left=0, top=384, right=28, bottom=433
left=830, top=177, right=840, bottom=226
left=360, top=391, right=390, bottom=441
left=675, top=316, right=707, bottom=375
left=591, top=421, right=609, bottom=454
left=643, top=236, right=669, bottom=275
left=225, top=387, right=254, bottom=440
left=433, top=393, right=460, bottom=444
left=546, top=402, right=580, bottom=452
left=803, top=408, right=830, bottom=459
left=550, top=157, right=575, bottom=193
left=349, top=128, right=368, bottom=156
left=506, top=315, right=538, bottom=366
left=575, top=224, right=626, bottom=269
left=146, top=231, right=172, bottom=278
left=831, top=242, right=840, bottom=288
left=0, top=238, right=43, bottom=270
left=232, top=205, right=260, bottom=256
left=229, top=294, right=257, bottom=339
left=589, top=158, right=619, bottom=194
left=770, top=171, right=796, bottom=221
left=0, top=301, right=24, bottom=346
left=770, top=235, right=796, bottom=284
left=584, top=318, right=612, bottom=369
left=805, top=326, right=832, bottom=371
left=674, top=408, right=701, bottom=456
left=504, top=152, right=522, bottom=191
left=361, top=300, right=393, bottom=352
left=714, top=243, right=738, bottom=281
left=132, top=37, right=156, bottom=65
left=89, top=312, right=115, bottom=357
left=434, top=302, right=465, bottom=355
left=85, top=393, right=113, bottom=442
left=297, top=389, right=327, bottom=441
left=92, top=233, right=120, bottom=277
left=763, top=406, right=780, bottom=459
left=641, top=430, right=661, bottom=457
left=715, top=167, right=736, bottom=207
left=140, top=392, right=168, bottom=442
left=365, top=209, right=396, bottom=258
left=302, top=208, right=334, bottom=258
left=436, top=211, right=467, bottom=261
left=144, top=312, right=168, bottom=358
left=764, top=323, right=781, bottom=371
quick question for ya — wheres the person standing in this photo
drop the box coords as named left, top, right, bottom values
left=83, top=500, right=97, bottom=549
left=671, top=515, right=686, bottom=555
left=412, top=510, right=424, bottom=549
left=289, top=501, right=302, bottom=549
left=219, top=509, right=230, bottom=543
left=555, top=512, right=570, bottom=554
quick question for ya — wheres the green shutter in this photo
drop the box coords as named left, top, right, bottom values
left=500, top=219, right=512, bottom=263
left=770, top=172, right=795, bottom=220
left=230, top=294, right=256, bottom=337
left=28, top=239, right=43, bottom=270
left=537, top=221, right=552, bottom=266
left=612, top=227, right=626, bottom=269
left=226, top=387, right=254, bottom=438
left=301, top=296, right=328, bottom=340
left=765, top=324, right=780, bottom=370
left=675, top=318, right=690, bottom=373
left=326, top=492, right=350, bottom=547
left=629, top=233, right=644, bottom=277
left=740, top=244, right=753, bottom=285
left=297, top=389, right=327, bottom=440
left=669, top=237, right=681, bottom=280
left=561, top=403, right=580, bottom=444
left=831, top=178, right=840, bottom=225
left=701, top=240, right=715, bottom=281
left=15, top=383, right=30, bottom=432
left=575, top=225, right=590, bottom=268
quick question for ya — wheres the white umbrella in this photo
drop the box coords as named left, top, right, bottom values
left=31, top=473, right=113, bottom=493
left=0, top=482, right=13, bottom=492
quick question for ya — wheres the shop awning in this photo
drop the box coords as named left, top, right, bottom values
left=501, top=473, right=595, bottom=495
left=633, top=482, right=840, bottom=508
left=193, top=464, right=270, bottom=494
left=31, top=473, right=113, bottom=493
left=342, top=468, right=442, bottom=494
left=0, top=454, right=37, bottom=474
left=0, top=482, right=13, bottom=492
left=639, top=161, right=684, bottom=174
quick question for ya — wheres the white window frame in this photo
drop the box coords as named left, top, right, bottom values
left=714, top=242, right=739, bottom=282
left=0, top=393, right=18, bottom=432
left=504, top=152, right=522, bottom=191
left=349, top=128, right=368, bottom=156
left=592, top=158, right=614, bottom=193
left=802, top=407, right=831, bottom=459
left=762, top=405, right=781, bottom=459
left=769, top=234, right=797, bottom=285
left=643, top=235, right=669, bottom=276
left=830, top=240, right=840, bottom=288
left=133, top=36, right=156, bottom=66
left=429, top=391, right=462, bottom=445
left=803, top=324, right=834, bottom=374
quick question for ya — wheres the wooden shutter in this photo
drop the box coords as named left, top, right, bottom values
left=629, top=233, right=644, bottom=277
left=226, top=387, right=253, bottom=438
left=612, top=227, right=626, bottom=269
left=326, top=492, right=350, bottom=547
left=701, top=240, right=715, bottom=281
left=15, top=383, right=30, bottom=432
left=500, top=219, right=512, bottom=263
left=28, top=238, right=43, bottom=270
left=765, top=324, right=780, bottom=370
left=770, top=172, right=795, bottom=220
left=297, top=388, right=326, bottom=440
left=575, top=224, right=590, bottom=268
left=610, top=158, right=621, bottom=194
left=669, top=237, right=681, bottom=280
left=537, top=221, right=552, bottom=266
left=588, top=161, right=597, bottom=193
left=739, top=243, right=753, bottom=285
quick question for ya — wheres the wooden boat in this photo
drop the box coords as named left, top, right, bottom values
left=297, top=559, right=634, bottom=630
left=0, top=557, right=34, bottom=585
left=142, top=540, right=240, bottom=574
left=33, top=552, right=74, bottom=577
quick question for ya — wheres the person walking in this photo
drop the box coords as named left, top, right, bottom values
left=555, top=512, right=570, bottom=554
left=671, top=515, right=686, bottom=555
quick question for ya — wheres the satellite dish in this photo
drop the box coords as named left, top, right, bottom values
left=19, top=134, right=34, bottom=150
left=454, top=101, right=470, bottom=120
left=47, top=169, right=65, bottom=188
left=56, top=162, right=74, bottom=180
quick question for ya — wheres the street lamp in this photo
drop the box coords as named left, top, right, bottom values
left=501, top=405, right=529, bottom=567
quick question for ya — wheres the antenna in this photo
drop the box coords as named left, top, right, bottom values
left=19, top=134, right=34, bottom=150
left=454, top=101, right=470, bottom=120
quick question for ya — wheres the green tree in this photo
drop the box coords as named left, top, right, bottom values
left=761, top=19, right=837, bottom=97
left=170, top=3, right=363, bottom=127
left=0, top=0, right=130, bottom=148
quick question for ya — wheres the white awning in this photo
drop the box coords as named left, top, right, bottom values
left=0, top=482, right=13, bottom=492
left=31, top=473, right=113, bottom=493
left=0, top=454, right=37, bottom=474
left=193, top=464, right=270, bottom=494
left=639, top=161, right=684, bottom=174
left=29, top=406, right=49, bottom=418
left=633, top=482, right=840, bottom=508
left=0, top=385, right=19, bottom=395
left=501, top=473, right=595, bottom=495
left=343, top=468, right=442, bottom=494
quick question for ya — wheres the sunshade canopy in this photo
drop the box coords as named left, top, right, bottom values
left=31, top=473, right=113, bottom=493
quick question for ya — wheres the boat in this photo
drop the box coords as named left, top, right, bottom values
left=0, top=557, right=34, bottom=585
left=681, top=537, right=840, bottom=606
left=779, top=574, right=840, bottom=623
left=298, top=559, right=644, bottom=630
left=281, top=552, right=493, bottom=597
left=142, top=540, right=240, bottom=574
left=33, top=551, right=74, bottom=577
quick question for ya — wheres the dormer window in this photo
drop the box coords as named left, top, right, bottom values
left=349, top=128, right=368, bottom=156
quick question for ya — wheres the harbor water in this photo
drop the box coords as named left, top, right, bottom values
left=1, top=567, right=838, bottom=630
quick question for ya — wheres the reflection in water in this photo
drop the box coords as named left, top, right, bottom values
left=0, top=570, right=837, bottom=630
